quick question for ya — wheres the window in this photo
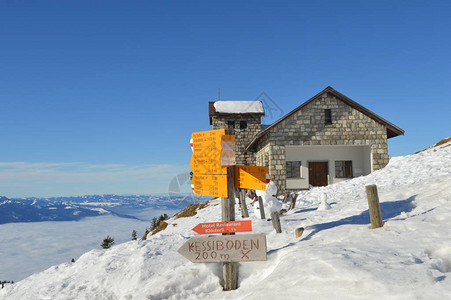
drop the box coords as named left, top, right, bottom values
left=239, top=121, right=247, bottom=130
left=325, top=109, right=332, bottom=125
left=335, top=161, right=353, bottom=178
left=227, top=120, right=235, bottom=134
left=286, top=161, right=302, bottom=178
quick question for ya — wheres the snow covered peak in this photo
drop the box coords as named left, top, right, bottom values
left=0, top=196, right=9, bottom=205
left=214, top=101, right=264, bottom=114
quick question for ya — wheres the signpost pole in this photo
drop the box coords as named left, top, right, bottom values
left=222, top=165, right=237, bottom=290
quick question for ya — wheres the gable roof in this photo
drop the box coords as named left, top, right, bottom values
left=246, top=86, right=405, bottom=151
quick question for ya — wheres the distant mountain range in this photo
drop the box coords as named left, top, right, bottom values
left=0, top=194, right=207, bottom=224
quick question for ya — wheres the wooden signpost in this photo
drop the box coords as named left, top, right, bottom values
left=222, top=165, right=237, bottom=290
left=186, top=129, right=270, bottom=291
left=192, top=220, right=252, bottom=235
left=177, top=234, right=267, bottom=263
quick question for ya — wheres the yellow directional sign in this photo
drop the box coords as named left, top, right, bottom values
left=234, top=165, right=268, bottom=191
left=192, top=174, right=228, bottom=198
left=191, top=129, right=225, bottom=153
left=190, top=129, right=235, bottom=175
left=190, top=157, right=228, bottom=175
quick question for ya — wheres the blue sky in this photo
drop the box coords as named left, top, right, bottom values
left=1, top=0, right=450, bottom=197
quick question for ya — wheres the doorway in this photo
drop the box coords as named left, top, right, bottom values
left=309, top=161, right=328, bottom=186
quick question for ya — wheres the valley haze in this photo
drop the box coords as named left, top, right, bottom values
left=0, top=194, right=204, bottom=281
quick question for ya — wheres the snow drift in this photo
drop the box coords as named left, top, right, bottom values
left=1, top=139, right=451, bottom=300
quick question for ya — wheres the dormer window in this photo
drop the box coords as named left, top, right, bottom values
left=325, top=109, right=332, bottom=125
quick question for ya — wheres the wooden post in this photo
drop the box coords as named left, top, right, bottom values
left=240, top=189, right=249, bottom=218
left=258, top=196, right=265, bottom=219
left=365, top=185, right=383, bottom=229
left=289, top=194, right=296, bottom=210
left=271, top=211, right=282, bottom=233
left=221, top=166, right=235, bottom=222
left=295, top=227, right=304, bottom=238
left=222, top=166, right=237, bottom=290
left=282, top=193, right=289, bottom=203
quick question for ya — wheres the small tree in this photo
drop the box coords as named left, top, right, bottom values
left=159, top=214, right=168, bottom=223
left=150, top=214, right=169, bottom=230
left=131, top=230, right=137, bottom=240
left=101, top=235, right=115, bottom=249
left=151, top=217, right=158, bottom=230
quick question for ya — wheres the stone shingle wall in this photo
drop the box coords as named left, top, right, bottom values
left=255, top=143, right=270, bottom=168
left=212, top=115, right=261, bottom=165
left=255, top=92, right=389, bottom=192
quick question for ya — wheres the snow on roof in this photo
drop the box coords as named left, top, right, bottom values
left=214, top=101, right=264, bottom=114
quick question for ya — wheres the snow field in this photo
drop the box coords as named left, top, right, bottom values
left=1, top=140, right=451, bottom=299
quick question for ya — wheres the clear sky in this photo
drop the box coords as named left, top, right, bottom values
left=1, top=0, right=450, bottom=197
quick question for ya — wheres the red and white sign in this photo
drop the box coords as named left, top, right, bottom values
left=192, top=220, right=252, bottom=235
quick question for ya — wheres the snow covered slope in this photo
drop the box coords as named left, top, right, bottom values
left=2, top=139, right=451, bottom=299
